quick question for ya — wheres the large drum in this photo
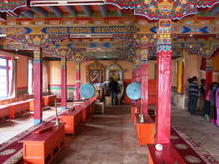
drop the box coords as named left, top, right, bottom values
left=126, top=82, right=141, bottom=100
left=79, top=83, right=96, bottom=99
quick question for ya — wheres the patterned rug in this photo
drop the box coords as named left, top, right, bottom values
left=172, top=127, right=219, bottom=164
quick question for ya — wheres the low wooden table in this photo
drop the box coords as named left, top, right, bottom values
left=59, top=110, right=82, bottom=134
left=22, top=123, right=65, bottom=164
left=135, top=115, right=155, bottom=145
left=43, top=95, right=56, bottom=106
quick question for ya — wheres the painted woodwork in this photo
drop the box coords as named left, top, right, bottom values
left=43, top=95, right=56, bottom=106
left=33, top=48, right=43, bottom=124
left=59, top=110, right=82, bottom=134
left=75, top=63, right=81, bottom=101
left=105, top=0, right=218, bottom=20
left=0, top=0, right=27, bottom=12
left=135, top=119, right=155, bottom=145
left=156, top=19, right=172, bottom=144
left=74, top=101, right=94, bottom=123
left=140, top=63, right=149, bottom=116
left=61, top=57, right=67, bottom=110
left=139, top=47, right=149, bottom=115
left=9, top=100, right=30, bottom=119
left=22, top=124, right=65, bottom=164
left=148, top=79, right=157, bottom=106
left=1, top=17, right=219, bottom=34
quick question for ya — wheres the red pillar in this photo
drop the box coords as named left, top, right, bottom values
left=141, top=63, right=149, bottom=116
left=155, top=19, right=172, bottom=144
left=75, top=63, right=80, bottom=101
left=33, top=48, right=42, bottom=125
left=136, top=67, right=141, bottom=83
left=61, top=57, right=67, bottom=110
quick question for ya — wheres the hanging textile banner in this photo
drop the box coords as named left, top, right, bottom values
left=177, top=59, right=184, bottom=94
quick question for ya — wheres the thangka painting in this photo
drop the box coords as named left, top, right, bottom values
left=109, top=69, right=120, bottom=81
left=86, top=61, right=105, bottom=83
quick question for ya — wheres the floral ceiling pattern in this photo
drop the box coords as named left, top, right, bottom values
left=106, top=0, right=219, bottom=20
left=0, top=1, right=218, bottom=20
left=0, top=0, right=26, bottom=12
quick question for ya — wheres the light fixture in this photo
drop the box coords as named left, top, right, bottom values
left=30, top=0, right=105, bottom=6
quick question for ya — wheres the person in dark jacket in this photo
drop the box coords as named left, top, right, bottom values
left=108, top=77, right=119, bottom=105
left=187, top=78, right=193, bottom=112
left=189, top=76, right=199, bottom=114
left=199, top=79, right=206, bottom=115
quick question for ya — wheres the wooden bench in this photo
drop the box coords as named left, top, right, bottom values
left=0, top=105, right=10, bottom=121
left=22, top=123, right=65, bottom=164
left=9, top=100, right=30, bottom=119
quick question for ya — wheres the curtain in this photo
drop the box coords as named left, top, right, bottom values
left=8, top=59, right=16, bottom=98
left=42, top=61, right=49, bottom=93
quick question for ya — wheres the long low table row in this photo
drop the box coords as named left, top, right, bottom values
left=22, top=97, right=96, bottom=164
left=130, top=106, right=208, bottom=164
left=0, top=95, right=56, bottom=120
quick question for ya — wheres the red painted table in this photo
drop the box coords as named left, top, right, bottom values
left=43, top=95, right=56, bottom=106
left=22, top=123, right=65, bottom=164
left=59, top=109, right=82, bottom=134
left=135, top=116, right=155, bottom=145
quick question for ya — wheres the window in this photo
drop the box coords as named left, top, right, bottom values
left=0, top=57, right=9, bottom=99
left=28, top=59, right=33, bottom=95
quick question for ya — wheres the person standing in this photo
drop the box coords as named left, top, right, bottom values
left=210, top=83, right=217, bottom=123
left=204, top=87, right=211, bottom=120
left=108, top=77, right=119, bottom=105
left=187, top=78, right=193, bottom=112
left=189, top=76, right=199, bottom=114
left=199, top=79, right=206, bottom=115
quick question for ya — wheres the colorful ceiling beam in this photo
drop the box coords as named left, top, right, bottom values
left=0, top=0, right=27, bottom=13
left=105, top=0, right=219, bottom=20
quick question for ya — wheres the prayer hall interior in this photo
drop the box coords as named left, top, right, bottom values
left=0, top=0, right=219, bottom=164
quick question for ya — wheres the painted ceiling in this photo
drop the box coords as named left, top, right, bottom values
left=0, top=0, right=218, bottom=62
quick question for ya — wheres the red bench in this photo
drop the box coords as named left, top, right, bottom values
left=43, top=95, right=56, bottom=106
left=9, top=100, right=30, bottom=119
left=0, top=105, right=10, bottom=121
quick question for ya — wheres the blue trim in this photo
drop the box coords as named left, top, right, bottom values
left=34, top=119, right=41, bottom=125
left=60, top=106, right=67, bottom=111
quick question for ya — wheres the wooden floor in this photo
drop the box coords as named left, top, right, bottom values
left=54, top=105, right=148, bottom=164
